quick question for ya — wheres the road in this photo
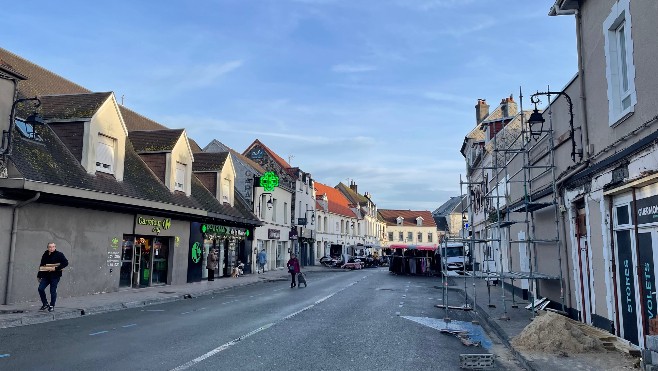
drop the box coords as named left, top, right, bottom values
left=0, top=268, right=521, bottom=370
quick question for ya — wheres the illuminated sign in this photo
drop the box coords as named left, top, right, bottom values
left=201, top=224, right=249, bottom=238
left=191, top=242, right=202, bottom=263
left=259, top=171, right=279, bottom=192
left=137, top=216, right=171, bottom=234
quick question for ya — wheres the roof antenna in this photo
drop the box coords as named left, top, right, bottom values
left=288, top=155, right=294, bottom=165
left=121, top=94, right=125, bottom=105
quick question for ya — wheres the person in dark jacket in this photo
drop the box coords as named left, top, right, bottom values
left=37, top=242, right=69, bottom=312
left=286, top=254, right=300, bottom=288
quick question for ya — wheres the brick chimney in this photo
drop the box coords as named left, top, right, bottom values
left=349, top=181, right=358, bottom=193
left=475, top=99, right=489, bottom=124
left=500, top=95, right=518, bottom=118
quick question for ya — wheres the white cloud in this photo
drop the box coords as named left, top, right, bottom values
left=331, top=64, right=377, bottom=73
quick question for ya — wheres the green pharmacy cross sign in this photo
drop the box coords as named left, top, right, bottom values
left=191, top=242, right=202, bottom=263
left=260, top=171, right=279, bottom=192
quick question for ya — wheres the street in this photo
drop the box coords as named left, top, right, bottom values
left=0, top=269, right=520, bottom=370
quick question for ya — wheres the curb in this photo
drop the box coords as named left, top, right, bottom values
left=0, top=272, right=298, bottom=329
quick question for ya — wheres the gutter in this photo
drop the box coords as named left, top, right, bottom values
left=4, top=192, right=40, bottom=305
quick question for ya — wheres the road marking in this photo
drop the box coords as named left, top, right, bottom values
left=145, top=309, right=164, bottom=312
left=170, top=323, right=275, bottom=371
left=122, top=324, right=137, bottom=328
left=0, top=354, right=9, bottom=358
left=171, top=274, right=371, bottom=371
left=89, top=331, right=109, bottom=336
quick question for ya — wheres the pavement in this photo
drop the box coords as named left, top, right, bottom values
left=1, top=266, right=641, bottom=370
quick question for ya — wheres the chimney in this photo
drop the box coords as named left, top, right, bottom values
left=350, top=181, right=358, bottom=193
left=475, top=99, right=489, bottom=124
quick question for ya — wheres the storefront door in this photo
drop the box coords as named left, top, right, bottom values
left=120, top=235, right=169, bottom=288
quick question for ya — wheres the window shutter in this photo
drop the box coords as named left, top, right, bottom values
left=96, top=135, right=115, bottom=173
left=175, top=163, right=186, bottom=191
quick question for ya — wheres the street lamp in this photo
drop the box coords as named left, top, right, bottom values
left=305, top=207, right=316, bottom=226
left=528, top=91, right=581, bottom=162
left=257, top=193, right=273, bottom=217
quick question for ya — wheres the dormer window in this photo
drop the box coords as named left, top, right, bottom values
left=15, top=119, right=43, bottom=141
left=396, top=217, right=404, bottom=226
left=175, top=162, right=186, bottom=191
left=96, top=134, right=116, bottom=174
left=416, top=217, right=424, bottom=227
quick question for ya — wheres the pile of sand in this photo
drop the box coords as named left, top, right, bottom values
left=512, top=311, right=604, bottom=354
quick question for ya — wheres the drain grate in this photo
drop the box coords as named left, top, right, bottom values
left=459, top=354, right=494, bottom=369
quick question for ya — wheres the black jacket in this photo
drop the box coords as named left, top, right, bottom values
left=37, top=250, right=69, bottom=278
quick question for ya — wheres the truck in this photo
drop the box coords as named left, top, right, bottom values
left=439, top=242, right=471, bottom=274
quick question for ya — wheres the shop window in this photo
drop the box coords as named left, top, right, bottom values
left=616, top=204, right=631, bottom=226
left=95, top=134, right=115, bottom=174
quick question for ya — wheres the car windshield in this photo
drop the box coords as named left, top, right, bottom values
left=444, top=247, right=464, bottom=257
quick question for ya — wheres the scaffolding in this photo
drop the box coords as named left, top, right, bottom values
left=443, top=91, right=565, bottom=321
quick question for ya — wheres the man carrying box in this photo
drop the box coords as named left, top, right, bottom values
left=37, top=242, right=69, bottom=312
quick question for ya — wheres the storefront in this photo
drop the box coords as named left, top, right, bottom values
left=611, top=183, right=658, bottom=346
left=188, top=222, right=252, bottom=282
left=120, top=215, right=186, bottom=288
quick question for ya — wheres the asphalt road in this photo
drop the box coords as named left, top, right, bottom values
left=0, top=268, right=521, bottom=371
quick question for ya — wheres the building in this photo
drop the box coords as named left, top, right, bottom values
left=378, top=209, right=437, bottom=249
left=314, top=181, right=359, bottom=257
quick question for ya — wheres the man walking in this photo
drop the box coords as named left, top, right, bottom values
left=37, top=242, right=68, bottom=312
left=257, top=249, right=267, bottom=273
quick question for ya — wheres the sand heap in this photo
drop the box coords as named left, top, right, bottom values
left=512, top=311, right=604, bottom=354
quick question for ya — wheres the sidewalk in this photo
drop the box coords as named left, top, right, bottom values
left=0, top=266, right=327, bottom=329
left=446, top=278, right=640, bottom=371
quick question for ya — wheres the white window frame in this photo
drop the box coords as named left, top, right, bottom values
left=95, top=134, right=115, bottom=174
left=174, top=162, right=186, bottom=192
left=603, top=0, right=636, bottom=126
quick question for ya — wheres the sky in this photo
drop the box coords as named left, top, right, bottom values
left=2, top=0, right=577, bottom=211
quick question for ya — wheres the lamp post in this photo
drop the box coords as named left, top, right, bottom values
left=528, top=91, right=582, bottom=162
left=1, top=97, right=43, bottom=178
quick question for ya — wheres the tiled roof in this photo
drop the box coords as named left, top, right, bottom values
left=0, top=47, right=90, bottom=98
left=314, top=181, right=356, bottom=218
left=34, top=92, right=112, bottom=120
left=192, top=152, right=229, bottom=172
left=378, top=209, right=437, bottom=228
left=190, top=176, right=260, bottom=224
left=432, top=196, right=464, bottom=217
left=243, top=139, right=292, bottom=169
left=119, top=106, right=168, bottom=131
left=188, top=138, right=203, bottom=153
left=129, top=129, right=184, bottom=152
left=335, top=182, right=369, bottom=205
left=205, top=139, right=267, bottom=175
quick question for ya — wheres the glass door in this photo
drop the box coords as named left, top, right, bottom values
left=120, top=236, right=135, bottom=288
left=152, top=237, right=169, bottom=285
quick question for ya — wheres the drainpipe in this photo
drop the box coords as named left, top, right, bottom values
left=4, top=192, right=40, bottom=304
left=575, top=9, right=590, bottom=160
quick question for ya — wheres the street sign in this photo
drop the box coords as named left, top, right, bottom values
left=298, top=217, right=307, bottom=226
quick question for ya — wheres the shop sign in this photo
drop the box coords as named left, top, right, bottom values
left=201, top=224, right=249, bottom=238
left=106, top=237, right=121, bottom=267
left=636, top=194, right=658, bottom=225
left=289, top=228, right=298, bottom=240
left=268, top=229, right=280, bottom=239
left=191, top=242, right=202, bottom=263
left=137, top=215, right=172, bottom=235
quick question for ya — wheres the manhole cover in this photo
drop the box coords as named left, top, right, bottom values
left=159, top=291, right=176, bottom=294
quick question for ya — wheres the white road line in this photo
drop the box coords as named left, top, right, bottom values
left=170, top=274, right=371, bottom=371
left=89, top=331, right=109, bottom=336
left=122, top=324, right=137, bottom=328
left=170, top=323, right=275, bottom=371
left=0, top=354, right=10, bottom=358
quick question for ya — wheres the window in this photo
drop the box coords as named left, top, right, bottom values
left=417, top=232, right=422, bottom=242
left=398, top=232, right=403, bottom=241
left=271, top=199, right=277, bottom=222
left=174, top=162, right=186, bottom=191
left=603, top=0, right=636, bottom=125
left=396, top=217, right=404, bottom=226
left=95, top=134, right=115, bottom=174
left=407, top=232, right=413, bottom=241
left=388, top=232, right=394, bottom=241
left=428, top=233, right=433, bottom=242
left=284, top=202, right=288, bottom=225
left=222, top=178, right=230, bottom=203
left=15, top=119, right=43, bottom=141
left=416, top=217, right=423, bottom=226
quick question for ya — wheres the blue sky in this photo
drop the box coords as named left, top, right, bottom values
left=2, top=0, right=576, bottom=211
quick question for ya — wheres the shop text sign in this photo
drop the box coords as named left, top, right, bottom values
left=268, top=229, right=280, bottom=239
left=137, top=215, right=171, bottom=234
left=201, top=224, right=249, bottom=238
left=636, top=194, right=658, bottom=225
